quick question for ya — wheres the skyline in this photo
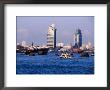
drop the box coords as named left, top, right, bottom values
left=17, top=16, right=94, bottom=46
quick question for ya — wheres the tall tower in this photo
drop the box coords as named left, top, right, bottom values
left=74, top=29, right=82, bottom=48
left=47, top=24, right=56, bottom=49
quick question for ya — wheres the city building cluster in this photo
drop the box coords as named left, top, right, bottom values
left=46, top=24, right=93, bottom=50
left=17, top=24, right=94, bottom=56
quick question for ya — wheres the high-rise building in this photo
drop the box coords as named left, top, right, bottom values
left=73, top=29, right=82, bottom=48
left=57, top=42, right=64, bottom=47
left=47, top=24, right=56, bottom=49
left=21, top=41, right=26, bottom=47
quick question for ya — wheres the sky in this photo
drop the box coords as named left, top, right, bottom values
left=17, top=16, right=94, bottom=46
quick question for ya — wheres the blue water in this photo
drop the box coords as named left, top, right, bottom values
left=16, top=53, right=94, bottom=74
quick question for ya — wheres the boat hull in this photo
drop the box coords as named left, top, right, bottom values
left=37, top=48, right=49, bottom=55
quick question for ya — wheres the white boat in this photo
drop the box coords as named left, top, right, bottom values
left=60, top=53, right=72, bottom=59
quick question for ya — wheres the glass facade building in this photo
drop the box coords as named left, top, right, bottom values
left=74, top=29, right=82, bottom=48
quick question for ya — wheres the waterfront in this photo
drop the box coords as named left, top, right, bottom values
left=16, top=52, right=94, bottom=74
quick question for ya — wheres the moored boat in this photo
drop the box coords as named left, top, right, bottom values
left=25, top=48, right=37, bottom=56
left=37, top=47, right=49, bottom=55
left=80, top=52, right=89, bottom=57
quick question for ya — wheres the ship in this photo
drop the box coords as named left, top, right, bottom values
left=25, top=47, right=49, bottom=55
left=25, top=47, right=37, bottom=56
left=24, top=42, right=49, bottom=55
left=80, top=52, right=89, bottom=57
left=37, top=47, right=49, bottom=55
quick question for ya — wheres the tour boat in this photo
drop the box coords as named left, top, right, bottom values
left=60, top=52, right=72, bottom=59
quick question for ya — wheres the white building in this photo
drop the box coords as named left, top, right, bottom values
left=17, top=43, right=20, bottom=45
left=57, top=42, right=64, bottom=47
left=63, top=44, right=72, bottom=50
left=47, top=24, right=57, bottom=49
left=21, top=41, right=26, bottom=47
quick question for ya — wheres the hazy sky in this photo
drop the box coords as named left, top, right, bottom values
left=17, top=16, right=94, bottom=46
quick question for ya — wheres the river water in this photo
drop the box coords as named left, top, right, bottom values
left=16, top=52, right=94, bottom=74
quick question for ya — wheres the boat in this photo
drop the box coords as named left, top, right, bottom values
left=37, top=47, right=49, bottom=55
left=60, top=52, right=72, bottom=59
left=80, top=52, right=89, bottom=57
left=25, top=49, right=36, bottom=56
left=90, top=52, right=94, bottom=56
